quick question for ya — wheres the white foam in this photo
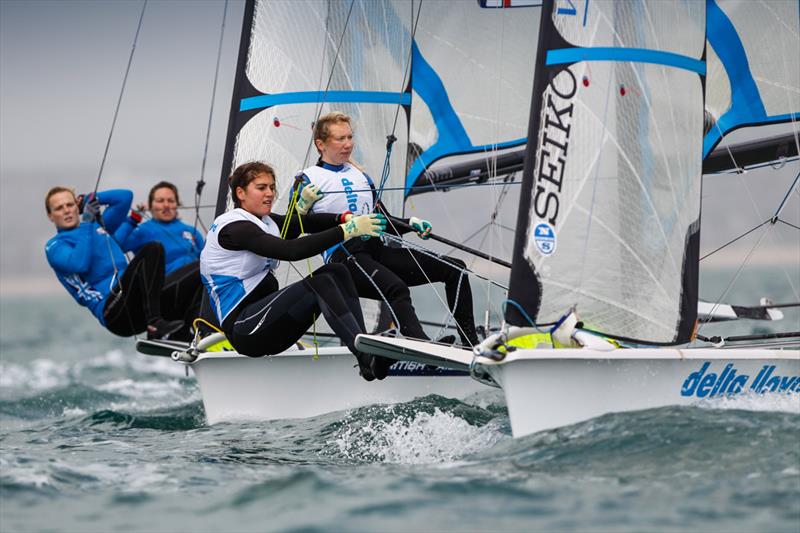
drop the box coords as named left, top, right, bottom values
left=331, top=407, right=505, bottom=464
left=61, top=407, right=87, bottom=418
left=0, top=455, right=53, bottom=488
left=97, top=378, right=185, bottom=399
left=697, top=391, right=800, bottom=414
left=0, top=359, right=71, bottom=391
left=0, top=348, right=190, bottom=394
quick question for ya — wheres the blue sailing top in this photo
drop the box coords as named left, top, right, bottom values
left=116, top=218, right=204, bottom=274
left=44, top=189, right=132, bottom=326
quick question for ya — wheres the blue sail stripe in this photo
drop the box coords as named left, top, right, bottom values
left=405, top=138, right=527, bottom=194
left=702, top=0, right=769, bottom=158
left=239, top=91, right=411, bottom=112
left=546, top=47, right=706, bottom=75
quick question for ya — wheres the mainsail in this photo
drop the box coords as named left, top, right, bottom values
left=216, top=0, right=413, bottom=217
left=215, top=0, right=544, bottom=333
left=704, top=0, right=800, bottom=158
left=405, top=1, right=539, bottom=196
left=506, top=0, right=706, bottom=344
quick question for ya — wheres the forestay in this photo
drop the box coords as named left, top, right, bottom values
left=506, top=0, right=706, bottom=344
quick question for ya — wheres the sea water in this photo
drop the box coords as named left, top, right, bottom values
left=1, top=276, right=799, bottom=532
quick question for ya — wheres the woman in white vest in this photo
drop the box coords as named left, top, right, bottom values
left=200, top=161, right=387, bottom=381
left=300, top=112, right=479, bottom=354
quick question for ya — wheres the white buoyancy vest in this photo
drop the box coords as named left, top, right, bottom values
left=304, top=163, right=374, bottom=216
left=200, top=208, right=281, bottom=323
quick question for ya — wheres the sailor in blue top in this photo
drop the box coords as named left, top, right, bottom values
left=44, top=187, right=183, bottom=339
left=115, top=181, right=205, bottom=340
left=301, top=112, right=479, bottom=354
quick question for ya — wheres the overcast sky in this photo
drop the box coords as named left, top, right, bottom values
left=1, top=0, right=797, bottom=299
left=1, top=0, right=245, bottom=291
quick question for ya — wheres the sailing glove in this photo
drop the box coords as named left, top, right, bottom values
left=341, top=213, right=387, bottom=240
left=80, top=193, right=101, bottom=223
left=296, top=183, right=323, bottom=215
left=409, top=216, right=432, bottom=239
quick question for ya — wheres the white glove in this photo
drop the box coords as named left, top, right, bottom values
left=296, top=184, right=323, bottom=215
left=341, top=214, right=387, bottom=240
left=409, top=216, right=432, bottom=239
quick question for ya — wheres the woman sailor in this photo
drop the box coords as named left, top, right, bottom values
left=115, top=181, right=205, bottom=340
left=44, top=187, right=184, bottom=339
left=300, top=112, right=479, bottom=351
left=200, top=161, right=387, bottom=381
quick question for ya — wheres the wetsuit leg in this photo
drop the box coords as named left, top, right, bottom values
left=337, top=250, right=429, bottom=340
left=376, top=247, right=479, bottom=346
left=104, top=242, right=166, bottom=337
left=160, top=260, right=203, bottom=341
left=228, top=263, right=368, bottom=359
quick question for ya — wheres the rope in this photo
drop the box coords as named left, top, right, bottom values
left=194, top=0, right=229, bottom=237
left=88, top=1, right=147, bottom=339
left=340, top=248, right=403, bottom=334
left=279, top=188, right=319, bottom=358
left=374, top=0, right=424, bottom=206
left=92, top=0, right=148, bottom=195
left=300, top=0, right=357, bottom=170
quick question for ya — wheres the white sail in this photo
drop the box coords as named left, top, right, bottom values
left=405, top=1, right=538, bottom=193
left=507, top=0, right=706, bottom=344
left=705, top=0, right=800, bottom=157
left=227, top=0, right=412, bottom=215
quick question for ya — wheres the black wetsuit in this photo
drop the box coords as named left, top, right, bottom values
left=104, top=242, right=169, bottom=337
left=303, top=160, right=478, bottom=346
left=217, top=213, right=368, bottom=358
left=158, top=261, right=204, bottom=341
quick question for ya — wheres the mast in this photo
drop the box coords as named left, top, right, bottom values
left=215, top=0, right=257, bottom=217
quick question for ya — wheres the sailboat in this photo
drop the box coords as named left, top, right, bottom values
left=356, top=0, right=800, bottom=438
left=137, top=0, right=542, bottom=424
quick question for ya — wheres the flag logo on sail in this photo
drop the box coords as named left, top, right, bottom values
left=533, top=222, right=556, bottom=255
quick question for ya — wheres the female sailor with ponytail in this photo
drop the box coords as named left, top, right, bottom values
left=200, top=162, right=387, bottom=381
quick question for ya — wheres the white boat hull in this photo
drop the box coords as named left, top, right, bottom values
left=189, top=346, right=484, bottom=424
left=479, top=348, right=800, bottom=438
left=354, top=335, right=800, bottom=438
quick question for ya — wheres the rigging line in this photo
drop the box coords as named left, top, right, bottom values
left=375, top=0, right=423, bottom=207
left=770, top=170, right=800, bottom=299
left=179, top=204, right=216, bottom=210
left=699, top=219, right=770, bottom=261
left=770, top=170, right=800, bottom=223
left=697, top=330, right=800, bottom=345
left=380, top=218, right=473, bottom=346
left=704, top=156, right=800, bottom=175
left=479, top=175, right=514, bottom=328
left=93, top=0, right=148, bottom=195
left=301, top=0, right=357, bottom=170
left=194, top=0, right=229, bottom=237
left=382, top=233, right=508, bottom=290
left=777, top=218, right=800, bottom=231
left=389, top=0, right=423, bottom=138
left=353, top=177, right=524, bottom=197
left=697, top=223, right=771, bottom=336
